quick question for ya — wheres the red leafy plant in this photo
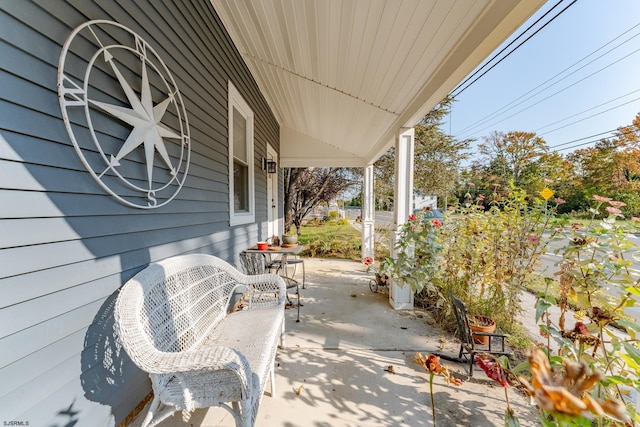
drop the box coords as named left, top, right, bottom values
left=475, top=353, right=520, bottom=426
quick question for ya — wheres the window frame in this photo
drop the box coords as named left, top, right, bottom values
left=228, top=81, right=255, bottom=226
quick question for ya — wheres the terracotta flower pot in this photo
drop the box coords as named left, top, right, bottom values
left=469, top=315, right=496, bottom=345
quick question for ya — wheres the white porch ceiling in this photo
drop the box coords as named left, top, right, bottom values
left=211, top=0, right=546, bottom=167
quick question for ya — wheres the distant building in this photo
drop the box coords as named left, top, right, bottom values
left=414, top=195, right=437, bottom=210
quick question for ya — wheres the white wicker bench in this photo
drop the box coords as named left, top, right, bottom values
left=114, top=254, right=287, bottom=427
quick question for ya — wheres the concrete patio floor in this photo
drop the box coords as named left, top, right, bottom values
left=131, top=258, right=539, bottom=427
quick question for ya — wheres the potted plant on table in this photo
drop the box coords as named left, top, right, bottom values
left=282, top=225, right=298, bottom=246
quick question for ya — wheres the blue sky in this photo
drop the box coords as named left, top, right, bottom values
left=444, top=0, right=640, bottom=163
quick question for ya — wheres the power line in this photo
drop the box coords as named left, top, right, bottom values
left=455, top=21, right=640, bottom=137
left=464, top=96, right=640, bottom=164
left=457, top=46, right=640, bottom=140
left=538, top=94, right=640, bottom=136
left=463, top=99, right=640, bottom=162
left=450, top=0, right=577, bottom=98
left=464, top=127, right=639, bottom=163
left=450, top=2, right=640, bottom=165
left=451, top=0, right=569, bottom=96
left=461, top=92, right=640, bottom=166
left=548, top=128, right=619, bottom=149
left=535, top=88, right=640, bottom=134
left=549, top=128, right=640, bottom=153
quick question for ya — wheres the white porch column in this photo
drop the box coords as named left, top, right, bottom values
left=361, top=164, right=375, bottom=260
left=390, top=127, right=415, bottom=310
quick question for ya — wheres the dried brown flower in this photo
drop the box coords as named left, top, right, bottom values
left=413, top=352, right=462, bottom=386
left=590, top=306, right=616, bottom=326
left=518, top=349, right=630, bottom=423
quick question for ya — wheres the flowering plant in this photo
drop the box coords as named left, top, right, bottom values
left=380, top=208, right=444, bottom=301
left=519, top=349, right=630, bottom=425
left=363, top=255, right=389, bottom=285
left=437, top=188, right=565, bottom=329
left=554, top=195, right=640, bottom=321
left=362, top=256, right=377, bottom=273
left=475, top=353, right=520, bottom=425
left=533, top=194, right=640, bottom=425
left=474, top=348, right=631, bottom=426
left=413, top=352, right=461, bottom=426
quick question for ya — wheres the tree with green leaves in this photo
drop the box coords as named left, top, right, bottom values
left=518, top=151, right=579, bottom=211
left=374, top=96, right=471, bottom=207
left=565, top=120, right=640, bottom=216
left=478, top=130, right=548, bottom=187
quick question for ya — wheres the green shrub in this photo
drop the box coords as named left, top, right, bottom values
left=382, top=187, right=566, bottom=335
left=438, top=190, right=566, bottom=333
left=307, top=217, right=322, bottom=226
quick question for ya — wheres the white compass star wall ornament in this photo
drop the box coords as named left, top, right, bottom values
left=58, top=20, right=190, bottom=208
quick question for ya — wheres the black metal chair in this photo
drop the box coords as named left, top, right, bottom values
left=240, top=251, right=301, bottom=322
left=450, top=291, right=511, bottom=376
left=267, top=253, right=306, bottom=289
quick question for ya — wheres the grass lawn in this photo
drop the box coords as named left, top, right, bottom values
left=523, top=274, right=560, bottom=301
left=297, top=220, right=390, bottom=261
left=297, top=221, right=363, bottom=260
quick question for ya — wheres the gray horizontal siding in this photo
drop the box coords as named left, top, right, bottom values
left=0, top=189, right=224, bottom=219
left=1, top=0, right=278, bottom=425
left=0, top=212, right=222, bottom=250
left=1, top=329, right=84, bottom=397
left=0, top=225, right=259, bottom=311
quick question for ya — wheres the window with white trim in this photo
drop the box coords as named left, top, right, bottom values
left=228, top=81, right=255, bottom=225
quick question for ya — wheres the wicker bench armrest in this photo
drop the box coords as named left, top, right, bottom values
left=150, top=346, right=253, bottom=398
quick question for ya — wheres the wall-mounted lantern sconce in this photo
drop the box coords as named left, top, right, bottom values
left=262, top=157, right=277, bottom=174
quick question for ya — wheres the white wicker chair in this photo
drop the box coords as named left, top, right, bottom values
left=114, top=254, right=286, bottom=427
